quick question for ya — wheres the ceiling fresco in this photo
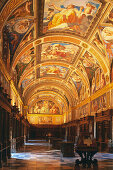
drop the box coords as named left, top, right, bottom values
left=43, top=0, right=100, bottom=35
left=40, top=65, right=69, bottom=78
left=3, top=19, right=34, bottom=65
left=15, top=47, right=34, bottom=83
left=41, top=42, right=80, bottom=63
left=0, top=0, right=112, bottom=124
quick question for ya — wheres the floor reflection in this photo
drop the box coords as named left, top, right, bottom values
left=1, top=140, right=113, bottom=169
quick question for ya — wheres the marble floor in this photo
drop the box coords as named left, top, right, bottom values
left=1, top=140, right=113, bottom=170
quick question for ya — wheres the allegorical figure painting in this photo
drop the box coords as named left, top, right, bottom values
left=33, top=100, right=60, bottom=114
left=79, top=51, right=99, bottom=84
left=41, top=42, right=79, bottom=63
left=100, top=26, right=113, bottom=61
left=15, top=48, right=34, bottom=85
left=71, top=72, right=82, bottom=94
left=43, top=0, right=100, bottom=35
left=40, top=65, right=68, bottom=78
left=92, top=32, right=105, bottom=55
left=3, top=19, right=33, bottom=64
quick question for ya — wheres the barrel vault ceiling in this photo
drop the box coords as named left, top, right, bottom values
left=0, top=0, right=112, bottom=119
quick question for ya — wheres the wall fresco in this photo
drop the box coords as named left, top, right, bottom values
left=0, top=70, right=10, bottom=95
left=33, top=100, right=60, bottom=114
left=91, top=68, right=106, bottom=94
left=79, top=84, right=89, bottom=101
left=91, top=94, right=107, bottom=113
left=43, top=0, right=100, bottom=35
left=79, top=104, right=89, bottom=117
left=91, top=97, right=100, bottom=113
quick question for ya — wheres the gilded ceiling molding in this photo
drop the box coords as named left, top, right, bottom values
left=22, top=78, right=77, bottom=98
left=11, top=35, right=109, bottom=75
left=23, top=79, right=77, bottom=106
left=43, top=36, right=81, bottom=45
left=28, top=93, right=65, bottom=107
left=26, top=83, right=77, bottom=105
left=87, top=2, right=111, bottom=41
left=28, top=91, right=67, bottom=103
left=43, top=36, right=109, bottom=74
left=18, top=62, right=71, bottom=87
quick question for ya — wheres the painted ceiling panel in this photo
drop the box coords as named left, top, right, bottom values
left=43, top=0, right=101, bottom=35
left=0, top=0, right=111, bottom=123
left=41, top=42, right=80, bottom=63
left=40, top=65, right=69, bottom=78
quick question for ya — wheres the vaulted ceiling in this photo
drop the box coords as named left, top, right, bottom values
left=0, top=0, right=112, bottom=118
